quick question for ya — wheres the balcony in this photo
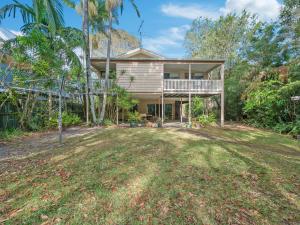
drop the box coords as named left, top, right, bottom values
left=164, top=79, right=222, bottom=94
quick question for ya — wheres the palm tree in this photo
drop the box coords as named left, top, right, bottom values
left=82, top=0, right=98, bottom=124
left=0, top=0, right=65, bottom=35
left=99, top=0, right=140, bottom=123
left=76, top=0, right=107, bottom=125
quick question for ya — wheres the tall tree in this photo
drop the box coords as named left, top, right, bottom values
left=82, top=0, right=97, bottom=124
left=184, top=11, right=258, bottom=68
left=279, top=0, right=300, bottom=58
left=75, top=0, right=107, bottom=125
left=99, top=0, right=140, bottom=123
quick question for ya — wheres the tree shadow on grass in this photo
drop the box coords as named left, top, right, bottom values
left=1, top=128, right=300, bottom=224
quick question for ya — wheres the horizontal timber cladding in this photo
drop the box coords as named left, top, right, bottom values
left=116, top=62, right=163, bottom=93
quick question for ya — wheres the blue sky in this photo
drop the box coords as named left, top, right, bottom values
left=0, top=0, right=282, bottom=58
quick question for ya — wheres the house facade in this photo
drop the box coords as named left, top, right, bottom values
left=91, top=48, right=225, bottom=126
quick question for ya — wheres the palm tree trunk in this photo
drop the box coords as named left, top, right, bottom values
left=99, top=10, right=112, bottom=123
left=83, top=0, right=97, bottom=124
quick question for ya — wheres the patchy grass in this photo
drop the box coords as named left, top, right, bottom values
left=0, top=129, right=27, bottom=141
left=0, top=126, right=299, bottom=224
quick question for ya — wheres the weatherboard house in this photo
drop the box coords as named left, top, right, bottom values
left=91, top=48, right=225, bottom=126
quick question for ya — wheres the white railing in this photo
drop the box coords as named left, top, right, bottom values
left=164, top=79, right=222, bottom=93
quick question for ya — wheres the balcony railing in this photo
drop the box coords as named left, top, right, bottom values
left=164, top=79, right=222, bottom=93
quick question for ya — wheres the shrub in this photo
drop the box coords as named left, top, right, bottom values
left=197, top=113, right=216, bottom=126
left=128, top=111, right=141, bottom=123
left=103, top=119, right=114, bottom=127
left=27, top=112, right=48, bottom=131
left=0, top=128, right=25, bottom=140
left=273, top=119, right=300, bottom=136
left=48, top=112, right=82, bottom=128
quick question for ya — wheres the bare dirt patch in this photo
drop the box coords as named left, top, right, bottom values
left=0, top=126, right=102, bottom=161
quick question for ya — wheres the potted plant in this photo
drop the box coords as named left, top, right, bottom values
left=156, top=118, right=162, bottom=128
left=128, top=111, right=141, bottom=128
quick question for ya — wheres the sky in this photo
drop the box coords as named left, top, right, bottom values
left=0, top=0, right=282, bottom=58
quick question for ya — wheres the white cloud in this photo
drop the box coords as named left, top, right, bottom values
left=161, top=3, right=219, bottom=20
left=161, top=0, right=282, bottom=21
left=220, top=0, right=281, bottom=20
left=143, top=25, right=190, bottom=57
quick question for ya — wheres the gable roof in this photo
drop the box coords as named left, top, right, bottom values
left=0, top=27, right=17, bottom=42
left=116, top=48, right=165, bottom=59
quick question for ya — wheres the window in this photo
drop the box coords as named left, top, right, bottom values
left=164, top=73, right=170, bottom=79
left=193, top=73, right=204, bottom=80
left=164, top=73, right=179, bottom=79
left=147, top=104, right=172, bottom=120
left=147, top=104, right=156, bottom=116
left=184, top=73, right=204, bottom=79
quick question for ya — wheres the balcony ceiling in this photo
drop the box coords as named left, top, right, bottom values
left=92, top=61, right=221, bottom=74
left=164, top=63, right=220, bottom=73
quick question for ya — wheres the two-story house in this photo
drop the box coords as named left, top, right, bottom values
left=91, top=48, right=225, bottom=126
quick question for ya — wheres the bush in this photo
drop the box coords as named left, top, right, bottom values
left=128, top=111, right=141, bottom=123
left=27, top=112, right=48, bottom=131
left=274, top=119, right=300, bottom=136
left=48, top=112, right=82, bottom=128
left=0, top=128, right=25, bottom=140
left=103, top=119, right=114, bottom=127
left=197, top=113, right=216, bottom=126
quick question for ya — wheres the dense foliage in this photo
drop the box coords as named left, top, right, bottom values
left=48, top=112, right=82, bottom=128
left=185, top=0, right=300, bottom=135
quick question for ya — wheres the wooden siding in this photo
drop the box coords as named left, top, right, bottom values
left=116, top=62, right=163, bottom=93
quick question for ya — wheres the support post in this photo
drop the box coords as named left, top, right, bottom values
left=180, top=98, right=183, bottom=123
left=162, top=94, right=164, bottom=125
left=158, top=96, right=161, bottom=119
left=221, top=63, right=225, bottom=127
left=116, top=94, right=119, bottom=126
left=188, top=64, right=192, bottom=127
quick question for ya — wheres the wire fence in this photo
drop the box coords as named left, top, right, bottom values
left=0, top=78, right=86, bottom=130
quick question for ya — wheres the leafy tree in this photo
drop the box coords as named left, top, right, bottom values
left=244, top=23, right=289, bottom=67
left=279, top=0, right=300, bottom=56
left=185, top=11, right=258, bottom=67
left=243, top=79, right=300, bottom=133
left=1, top=27, right=82, bottom=129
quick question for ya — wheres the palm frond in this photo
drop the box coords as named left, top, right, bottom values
left=128, top=0, right=140, bottom=17
left=0, top=0, right=35, bottom=24
left=42, top=0, right=65, bottom=35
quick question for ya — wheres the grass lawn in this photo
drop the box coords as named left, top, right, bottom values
left=0, top=126, right=299, bottom=224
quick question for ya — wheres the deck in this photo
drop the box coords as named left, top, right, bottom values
left=163, top=79, right=222, bottom=94
left=90, top=79, right=222, bottom=94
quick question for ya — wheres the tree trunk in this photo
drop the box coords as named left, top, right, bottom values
left=20, top=91, right=32, bottom=129
left=83, top=0, right=97, bottom=124
left=99, top=10, right=113, bottom=123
